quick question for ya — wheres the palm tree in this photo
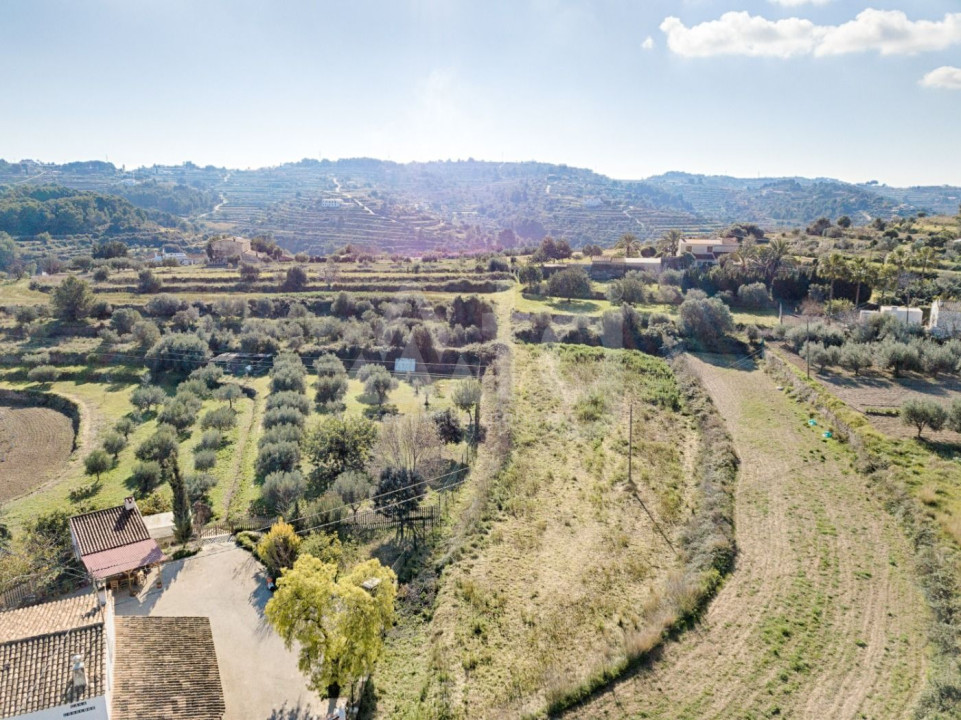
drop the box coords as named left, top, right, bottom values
left=877, top=263, right=898, bottom=304
left=656, top=229, right=683, bottom=258
left=614, top=233, right=641, bottom=258
left=913, top=246, right=937, bottom=298
left=820, top=252, right=849, bottom=302
left=757, top=238, right=793, bottom=285
left=848, top=257, right=877, bottom=307
left=886, top=247, right=909, bottom=304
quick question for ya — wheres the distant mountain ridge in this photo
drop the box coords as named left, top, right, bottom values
left=1, top=158, right=957, bottom=254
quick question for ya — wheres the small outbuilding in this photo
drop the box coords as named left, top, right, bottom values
left=69, top=498, right=165, bottom=588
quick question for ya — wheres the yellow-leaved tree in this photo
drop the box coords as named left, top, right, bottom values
left=256, top=519, right=301, bottom=577
left=264, top=554, right=396, bottom=700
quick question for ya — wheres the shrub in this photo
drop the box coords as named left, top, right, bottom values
left=263, top=406, right=306, bottom=430
left=138, top=489, right=171, bottom=515
left=546, top=266, right=592, bottom=301
left=736, top=282, right=771, bottom=309
left=431, top=408, right=464, bottom=444
left=266, top=391, right=311, bottom=415
left=145, top=333, right=210, bottom=374
left=135, top=425, right=179, bottom=463
left=145, top=294, right=185, bottom=317
left=256, top=520, right=302, bottom=576
left=185, top=472, right=217, bottom=502
left=678, top=297, right=734, bottom=346
left=315, top=374, right=348, bottom=405
left=197, top=429, right=225, bottom=451
left=201, top=406, right=237, bottom=431
left=137, top=269, right=162, bottom=294
left=256, top=441, right=301, bottom=478
left=27, top=365, right=59, bottom=384
left=259, top=424, right=304, bottom=448
left=262, top=470, right=307, bottom=517
left=193, top=449, right=217, bottom=472
left=131, top=460, right=162, bottom=495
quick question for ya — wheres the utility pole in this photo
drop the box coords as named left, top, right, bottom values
left=806, top=319, right=811, bottom=378
left=628, top=403, right=633, bottom=486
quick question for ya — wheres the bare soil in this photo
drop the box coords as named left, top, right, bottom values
left=0, top=404, right=75, bottom=503
left=562, top=354, right=928, bottom=720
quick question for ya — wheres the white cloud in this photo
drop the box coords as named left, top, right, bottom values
left=920, top=65, right=961, bottom=90
left=642, top=35, right=654, bottom=50
left=660, top=9, right=961, bottom=58
left=769, top=0, right=832, bottom=6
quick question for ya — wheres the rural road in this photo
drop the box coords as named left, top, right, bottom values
left=563, top=354, right=927, bottom=719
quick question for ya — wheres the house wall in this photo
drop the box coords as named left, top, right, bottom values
left=10, top=696, right=108, bottom=720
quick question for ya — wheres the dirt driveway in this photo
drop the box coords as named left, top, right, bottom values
left=115, top=541, right=333, bottom=720
left=563, top=354, right=928, bottom=719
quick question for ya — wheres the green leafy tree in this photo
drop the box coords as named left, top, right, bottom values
left=452, top=378, right=482, bottom=440
left=239, top=263, right=261, bottom=283
left=333, top=471, right=372, bottom=521
left=114, top=416, right=137, bottom=439
left=0, top=232, right=20, bottom=271
left=102, top=432, right=127, bottom=460
left=214, top=383, right=242, bottom=409
left=131, top=461, right=162, bottom=494
left=135, top=424, right=180, bottom=464
left=303, top=416, right=377, bottom=494
left=281, top=266, right=309, bottom=292
left=84, top=449, right=111, bottom=482
left=546, top=266, right=592, bottom=302
left=656, top=229, right=682, bottom=257
left=265, top=555, right=396, bottom=699
left=262, top=471, right=307, bottom=517
left=678, top=297, right=734, bottom=346
left=256, top=441, right=301, bottom=478
left=130, top=385, right=166, bottom=413
left=839, top=343, right=873, bottom=376
left=137, top=269, right=162, bottom=294
left=362, top=365, right=397, bottom=406
left=27, top=365, right=58, bottom=385
left=901, top=399, right=947, bottom=438
left=516, top=263, right=542, bottom=293
left=52, top=275, right=95, bottom=322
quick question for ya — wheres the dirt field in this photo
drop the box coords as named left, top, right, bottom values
left=0, top=403, right=75, bottom=503
left=562, top=354, right=928, bottom=720
left=777, top=345, right=961, bottom=441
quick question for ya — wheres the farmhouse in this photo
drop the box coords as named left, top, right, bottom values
left=68, top=499, right=165, bottom=589
left=320, top=198, right=342, bottom=208
left=150, top=248, right=205, bottom=266
left=928, top=299, right=961, bottom=337
left=208, top=237, right=251, bottom=259
left=677, top=237, right=739, bottom=266
left=0, top=593, right=226, bottom=720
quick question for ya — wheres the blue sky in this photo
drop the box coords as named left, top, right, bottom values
left=0, top=0, right=959, bottom=185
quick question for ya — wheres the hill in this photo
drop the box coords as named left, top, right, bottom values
left=2, top=158, right=957, bottom=256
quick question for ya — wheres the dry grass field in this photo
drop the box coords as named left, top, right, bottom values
left=393, top=343, right=701, bottom=719
left=563, top=355, right=927, bottom=720
left=0, top=403, right=75, bottom=503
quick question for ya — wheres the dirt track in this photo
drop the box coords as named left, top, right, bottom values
left=563, top=354, right=928, bottom=720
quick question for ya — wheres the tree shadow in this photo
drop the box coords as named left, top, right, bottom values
left=263, top=703, right=325, bottom=720
left=690, top=352, right=757, bottom=373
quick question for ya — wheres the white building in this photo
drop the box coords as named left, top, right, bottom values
left=320, top=198, right=342, bottom=208
left=928, top=299, right=961, bottom=337
left=859, top=306, right=923, bottom=326
left=677, top=237, right=740, bottom=266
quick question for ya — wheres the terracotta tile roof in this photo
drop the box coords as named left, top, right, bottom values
left=0, top=595, right=101, bottom=644
left=70, top=504, right=151, bottom=556
left=112, top=617, right=225, bottom=720
left=0, top=619, right=105, bottom=716
left=81, top=539, right=166, bottom=580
